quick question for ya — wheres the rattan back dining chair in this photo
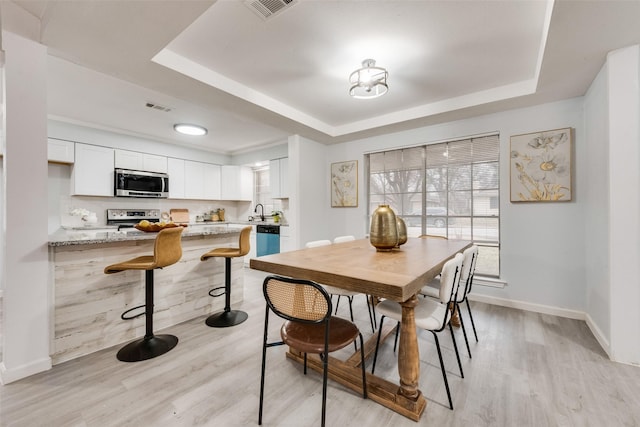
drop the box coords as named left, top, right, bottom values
left=259, top=275, right=367, bottom=427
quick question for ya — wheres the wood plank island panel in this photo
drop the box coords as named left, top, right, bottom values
left=49, top=231, right=243, bottom=364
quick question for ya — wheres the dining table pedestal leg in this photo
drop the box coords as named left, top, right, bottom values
left=284, top=293, right=427, bottom=421
left=398, top=294, right=423, bottom=398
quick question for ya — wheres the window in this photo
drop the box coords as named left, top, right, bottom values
left=366, top=134, right=500, bottom=277
left=254, top=167, right=271, bottom=207
left=253, top=166, right=283, bottom=215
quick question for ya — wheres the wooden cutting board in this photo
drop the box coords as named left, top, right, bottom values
left=170, top=209, right=190, bottom=224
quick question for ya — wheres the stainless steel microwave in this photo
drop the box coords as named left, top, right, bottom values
left=114, top=168, right=169, bottom=198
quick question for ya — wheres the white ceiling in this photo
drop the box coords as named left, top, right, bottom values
left=8, top=0, right=640, bottom=155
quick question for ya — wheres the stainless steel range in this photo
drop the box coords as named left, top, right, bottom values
left=106, top=208, right=160, bottom=230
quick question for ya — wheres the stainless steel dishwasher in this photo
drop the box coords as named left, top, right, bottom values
left=256, top=224, right=280, bottom=256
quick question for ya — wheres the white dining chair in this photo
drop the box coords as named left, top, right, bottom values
left=371, top=253, right=464, bottom=410
left=333, top=235, right=356, bottom=244
left=420, top=245, right=478, bottom=358
left=305, top=239, right=376, bottom=333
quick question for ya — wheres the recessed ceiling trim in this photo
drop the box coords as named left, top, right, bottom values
left=152, top=48, right=335, bottom=134
left=154, top=46, right=541, bottom=138
left=533, top=0, right=556, bottom=90
left=333, top=79, right=538, bottom=136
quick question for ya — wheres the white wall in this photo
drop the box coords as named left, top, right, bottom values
left=289, top=135, right=331, bottom=248
left=231, top=142, right=288, bottom=166
left=1, top=31, right=52, bottom=384
left=606, top=45, right=640, bottom=365
left=583, top=65, right=611, bottom=348
left=325, top=98, right=587, bottom=312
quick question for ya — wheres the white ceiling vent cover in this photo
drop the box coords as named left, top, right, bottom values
left=244, top=0, right=297, bottom=20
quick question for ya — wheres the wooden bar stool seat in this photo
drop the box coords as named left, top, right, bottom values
left=104, top=227, right=183, bottom=362
left=201, top=226, right=252, bottom=327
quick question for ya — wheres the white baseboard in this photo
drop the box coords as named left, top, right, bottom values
left=584, top=312, right=611, bottom=358
left=468, top=293, right=585, bottom=320
left=0, top=357, right=52, bottom=385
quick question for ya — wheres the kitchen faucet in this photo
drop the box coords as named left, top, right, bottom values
left=254, top=203, right=265, bottom=221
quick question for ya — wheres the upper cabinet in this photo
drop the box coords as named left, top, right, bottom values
left=270, top=157, right=289, bottom=199
left=183, top=160, right=221, bottom=200
left=47, top=138, right=75, bottom=164
left=221, top=165, right=253, bottom=201
left=167, top=158, right=186, bottom=199
left=71, top=143, right=114, bottom=196
left=114, top=149, right=167, bottom=173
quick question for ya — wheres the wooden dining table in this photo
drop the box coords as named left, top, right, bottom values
left=250, top=236, right=472, bottom=421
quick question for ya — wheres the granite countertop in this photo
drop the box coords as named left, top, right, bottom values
left=49, top=224, right=240, bottom=247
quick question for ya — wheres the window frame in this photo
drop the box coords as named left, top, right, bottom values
left=366, top=134, right=501, bottom=278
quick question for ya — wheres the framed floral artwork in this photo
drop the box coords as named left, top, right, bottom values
left=510, top=128, right=572, bottom=202
left=331, top=160, right=358, bottom=207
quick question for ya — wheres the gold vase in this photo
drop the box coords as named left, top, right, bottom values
left=370, top=205, right=398, bottom=252
left=396, top=217, right=408, bottom=247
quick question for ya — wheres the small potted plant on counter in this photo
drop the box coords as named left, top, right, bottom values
left=271, top=211, right=282, bottom=223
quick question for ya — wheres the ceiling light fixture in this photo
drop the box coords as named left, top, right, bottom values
left=349, top=59, right=389, bottom=99
left=173, top=123, right=208, bottom=136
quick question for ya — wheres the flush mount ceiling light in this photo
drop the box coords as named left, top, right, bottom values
left=349, top=59, right=389, bottom=99
left=173, top=123, right=208, bottom=136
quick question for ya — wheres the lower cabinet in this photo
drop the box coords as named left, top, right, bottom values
left=280, top=225, right=291, bottom=252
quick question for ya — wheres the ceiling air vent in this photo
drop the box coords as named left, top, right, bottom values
left=244, top=0, right=297, bottom=20
left=145, top=102, right=172, bottom=113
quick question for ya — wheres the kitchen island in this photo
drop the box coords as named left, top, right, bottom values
left=48, top=225, right=246, bottom=364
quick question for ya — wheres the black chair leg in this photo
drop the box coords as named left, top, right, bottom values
left=366, top=295, right=376, bottom=333
left=432, top=332, right=453, bottom=410
left=358, top=333, right=368, bottom=399
left=393, top=321, right=400, bottom=352
left=206, top=257, right=248, bottom=327
left=456, top=302, right=472, bottom=358
left=449, top=322, right=464, bottom=378
left=259, top=307, right=270, bottom=425
left=466, top=300, right=479, bottom=342
left=321, top=349, right=328, bottom=427
left=371, top=315, right=386, bottom=374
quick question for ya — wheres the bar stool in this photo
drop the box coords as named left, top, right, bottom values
left=201, top=226, right=252, bottom=327
left=104, top=227, right=184, bottom=362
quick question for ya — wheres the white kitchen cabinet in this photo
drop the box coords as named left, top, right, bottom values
left=184, top=160, right=221, bottom=200
left=47, top=138, right=75, bottom=163
left=167, top=157, right=185, bottom=199
left=221, top=165, right=253, bottom=201
left=184, top=160, right=205, bottom=199
left=203, top=163, right=221, bottom=200
left=71, top=143, right=114, bottom=196
left=143, top=153, right=168, bottom=173
left=270, top=157, right=289, bottom=199
left=115, top=149, right=167, bottom=173
left=280, top=225, right=292, bottom=253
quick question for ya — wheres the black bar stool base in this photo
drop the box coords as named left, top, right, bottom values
left=117, top=334, right=178, bottom=362
left=205, top=310, right=248, bottom=328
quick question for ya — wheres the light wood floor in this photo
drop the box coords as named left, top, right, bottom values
left=1, top=268, right=640, bottom=426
